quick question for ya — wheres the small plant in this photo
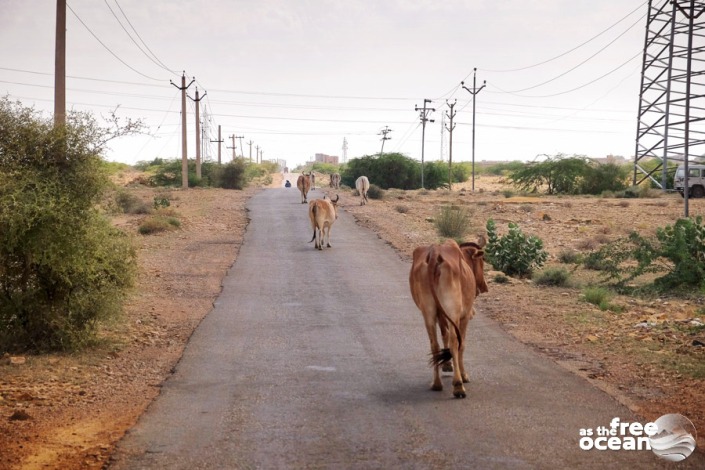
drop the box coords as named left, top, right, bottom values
left=153, top=195, right=171, bottom=209
left=138, top=216, right=181, bottom=235
left=493, top=273, right=510, bottom=284
left=395, top=205, right=409, bottom=214
left=533, top=267, right=571, bottom=287
left=485, top=219, right=548, bottom=277
left=502, top=189, right=514, bottom=198
left=519, top=204, right=533, bottom=213
left=558, top=249, right=581, bottom=264
left=582, top=286, right=617, bottom=311
left=367, top=183, right=385, bottom=200
left=115, top=191, right=151, bottom=214
left=435, top=206, right=470, bottom=239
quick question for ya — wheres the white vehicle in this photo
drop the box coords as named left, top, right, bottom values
left=674, top=164, right=705, bottom=198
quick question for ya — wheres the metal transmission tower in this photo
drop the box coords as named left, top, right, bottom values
left=415, top=99, right=435, bottom=189
left=379, top=126, right=393, bottom=154
left=342, top=137, right=348, bottom=163
left=634, top=0, right=705, bottom=216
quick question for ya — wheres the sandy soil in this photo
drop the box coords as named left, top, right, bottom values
left=0, top=171, right=703, bottom=469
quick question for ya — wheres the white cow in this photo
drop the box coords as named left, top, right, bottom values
left=355, top=176, right=370, bottom=206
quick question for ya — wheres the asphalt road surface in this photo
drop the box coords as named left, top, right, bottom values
left=110, top=187, right=704, bottom=469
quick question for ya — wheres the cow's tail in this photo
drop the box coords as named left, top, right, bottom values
left=426, top=249, right=462, bottom=367
left=309, top=205, right=318, bottom=243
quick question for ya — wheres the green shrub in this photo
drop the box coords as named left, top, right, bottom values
left=533, top=267, right=571, bottom=287
left=217, top=160, right=247, bottom=189
left=367, top=183, right=385, bottom=200
left=138, top=216, right=180, bottom=235
left=435, top=206, right=471, bottom=240
left=395, top=205, right=409, bottom=214
left=582, top=286, right=613, bottom=310
left=493, top=273, right=510, bottom=284
left=485, top=219, right=548, bottom=277
left=0, top=97, right=137, bottom=352
left=153, top=194, right=171, bottom=209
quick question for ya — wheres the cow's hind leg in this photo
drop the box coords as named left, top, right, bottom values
left=438, top=317, right=453, bottom=373
left=458, top=314, right=471, bottom=383
left=423, top=314, right=443, bottom=391
left=449, top=332, right=466, bottom=398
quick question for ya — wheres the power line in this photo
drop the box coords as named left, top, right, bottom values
left=66, top=2, right=165, bottom=81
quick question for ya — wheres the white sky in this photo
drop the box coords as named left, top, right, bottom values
left=1, top=0, right=648, bottom=170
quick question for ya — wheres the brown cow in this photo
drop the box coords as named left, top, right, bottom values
left=296, top=173, right=311, bottom=204
left=329, top=173, right=341, bottom=189
left=409, top=237, right=488, bottom=398
left=308, top=195, right=340, bottom=250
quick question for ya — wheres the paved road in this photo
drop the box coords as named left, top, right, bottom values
left=110, top=188, right=703, bottom=469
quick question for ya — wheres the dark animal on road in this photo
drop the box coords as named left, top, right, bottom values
left=409, top=236, right=488, bottom=398
left=296, top=173, right=312, bottom=204
left=308, top=195, right=340, bottom=250
left=355, top=176, right=370, bottom=206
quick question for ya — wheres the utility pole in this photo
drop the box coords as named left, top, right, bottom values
left=247, top=140, right=254, bottom=162
left=461, top=68, right=486, bottom=192
left=342, top=137, right=348, bottom=163
left=188, top=87, right=207, bottom=179
left=379, top=126, right=392, bottom=155
left=414, top=99, right=435, bottom=189
left=236, top=135, right=245, bottom=158
left=228, top=135, right=237, bottom=161
left=255, top=145, right=261, bottom=164
left=210, top=125, right=224, bottom=164
left=445, top=99, right=457, bottom=190
left=54, top=0, right=66, bottom=128
left=171, top=72, right=195, bottom=189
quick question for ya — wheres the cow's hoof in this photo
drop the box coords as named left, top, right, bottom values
left=441, top=363, right=453, bottom=373
left=462, top=373, right=470, bottom=383
left=430, top=383, right=443, bottom=391
left=453, top=382, right=466, bottom=398
left=326, top=244, right=332, bottom=248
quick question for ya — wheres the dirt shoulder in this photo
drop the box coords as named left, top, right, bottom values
left=1, top=173, right=704, bottom=468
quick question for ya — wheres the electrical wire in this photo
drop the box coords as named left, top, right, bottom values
left=66, top=2, right=167, bottom=82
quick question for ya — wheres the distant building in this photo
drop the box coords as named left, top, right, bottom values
left=314, top=153, right=339, bottom=165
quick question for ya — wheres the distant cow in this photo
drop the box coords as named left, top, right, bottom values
left=409, top=237, right=488, bottom=398
left=329, top=173, right=341, bottom=189
left=308, top=195, right=340, bottom=250
left=355, top=176, right=370, bottom=205
left=311, top=173, right=316, bottom=190
left=296, top=173, right=312, bottom=204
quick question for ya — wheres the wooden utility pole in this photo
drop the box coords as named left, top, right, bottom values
left=54, top=0, right=66, bottom=127
left=445, top=100, right=457, bottom=191
left=228, top=135, right=237, bottom=161
left=461, top=68, right=486, bottom=192
left=188, top=87, right=207, bottom=179
left=255, top=145, right=261, bottom=164
left=210, top=125, right=224, bottom=164
left=170, top=72, right=195, bottom=188
left=236, top=135, right=245, bottom=158
left=247, top=140, right=254, bottom=162
left=414, top=99, right=435, bottom=189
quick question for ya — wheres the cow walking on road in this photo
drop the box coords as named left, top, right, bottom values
left=296, top=173, right=312, bottom=204
left=355, top=176, right=370, bottom=206
left=329, top=173, right=341, bottom=189
left=409, top=237, right=488, bottom=398
left=308, top=195, right=340, bottom=250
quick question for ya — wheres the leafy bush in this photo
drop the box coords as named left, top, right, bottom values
left=486, top=219, right=548, bottom=277
left=558, top=249, right=581, bottom=264
left=533, top=267, right=571, bottom=287
left=0, top=97, right=137, bottom=352
left=216, top=159, right=247, bottom=189
left=153, top=194, right=171, bottom=209
left=435, top=206, right=471, bottom=240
